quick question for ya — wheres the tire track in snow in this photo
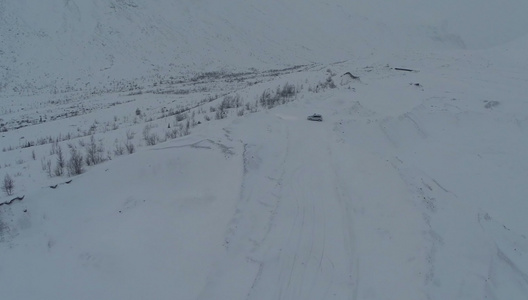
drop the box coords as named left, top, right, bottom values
left=327, top=141, right=360, bottom=300
left=246, top=118, right=358, bottom=300
left=198, top=116, right=359, bottom=299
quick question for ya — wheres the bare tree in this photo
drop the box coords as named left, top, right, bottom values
left=2, top=173, right=14, bottom=196
left=54, top=145, right=65, bottom=176
left=125, top=130, right=136, bottom=154
left=46, top=159, right=52, bottom=177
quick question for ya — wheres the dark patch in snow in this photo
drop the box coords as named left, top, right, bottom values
left=484, top=100, right=500, bottom=109
left=0, top=195, right=24, bottom=206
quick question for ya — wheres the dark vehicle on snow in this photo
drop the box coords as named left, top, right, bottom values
left=307, top=114, right=323, bottom=121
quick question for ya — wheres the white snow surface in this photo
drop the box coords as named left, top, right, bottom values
left=1, top=1, right=528, bottom=300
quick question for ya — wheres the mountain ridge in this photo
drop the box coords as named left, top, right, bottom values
left=2, top=0, right=527, bottom=96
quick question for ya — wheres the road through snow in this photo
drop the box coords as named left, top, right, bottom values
left=199, top=104, right=427, bottom=299
left=238, top=115, right=359, bottom=299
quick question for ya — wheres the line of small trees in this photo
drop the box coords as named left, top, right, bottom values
left=41, top=119, right=191, bottom=179
left=207, top=83, right=300, bottom=121
left=259, top=83, right=298, bottom=109
left=43, top=134, right=108, bottom=178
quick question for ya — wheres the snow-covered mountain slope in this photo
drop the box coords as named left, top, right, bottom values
left=1, top=51, right=528, bottom=299
left=2, top=0, right=528, bottom=95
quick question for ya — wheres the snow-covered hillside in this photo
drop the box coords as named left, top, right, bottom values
left=2, top=0, right=528, bottom=95
left=1, top=1, right=528, bottom=300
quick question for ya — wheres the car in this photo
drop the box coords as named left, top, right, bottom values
left=307, top=113, right=323, bottom=121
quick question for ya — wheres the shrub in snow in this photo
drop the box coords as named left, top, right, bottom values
left=215, top=108, right=227, bottom=120
left=143, top=125, right=158, bottom=146
left=277, top=83, right=297, bottom=98
left=114, top=139, right=125, bottom=156
left=311, top=76, right=336, bottom=93
left=165, top=127, right=179, bottom=140
left=50, top=140, right=59, bottom=155
left=220, top=94, right=242, bottom=110
left=125, top=140, right=135, bottom=154
left=67, top=144, right=84, bottom=176
left=175, top=113, right=188, bottom=122
left=126, top=130, right=135, bottom=140
left=45, top=159, right=52, bottom=178
left=186, top=120, right=192, bottom=135
left=85, top=135, right=106, bottom=166
left=259, top=83, right=297, bottom=109
left=54, top=145, right=65, bottom=176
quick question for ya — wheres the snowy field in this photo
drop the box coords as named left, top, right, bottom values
left=1, top=1, right=528, bottom=300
